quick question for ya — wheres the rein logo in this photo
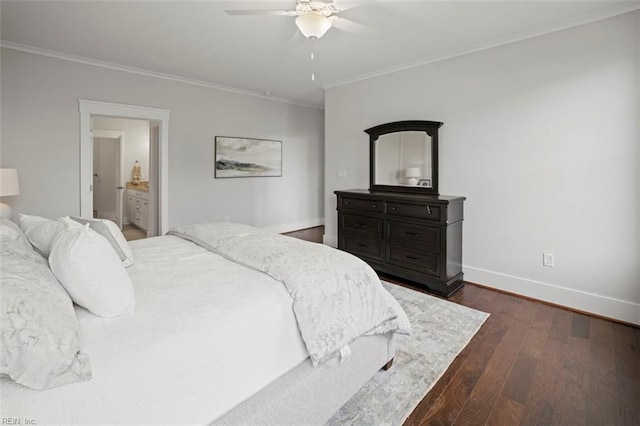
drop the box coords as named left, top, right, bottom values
left=1, top=419, right=35, bottom=425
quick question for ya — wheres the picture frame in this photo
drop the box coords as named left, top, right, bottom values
left=418, top=178, right=432, bottom=187
left=215, top=136, right=282, bottom=178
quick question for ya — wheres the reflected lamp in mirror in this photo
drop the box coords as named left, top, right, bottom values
left=0, top=168, right=20, bottom=219
left=405, top=167, right=421, bottom=185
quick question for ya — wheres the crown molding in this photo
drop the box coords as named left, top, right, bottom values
left=0, top=40, right=324, bottom=111
left=323, top=3, right=640, bottom=90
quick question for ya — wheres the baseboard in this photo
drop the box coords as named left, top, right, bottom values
left=323, top=234, right=338, bottom=247
left=464, top=265, right=640, bottom=326
left=263, top=217, right=324, bottom=235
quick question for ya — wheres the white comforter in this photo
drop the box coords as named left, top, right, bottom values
left=169, top=222, right=411, bottom=365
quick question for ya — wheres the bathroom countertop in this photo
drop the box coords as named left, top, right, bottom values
left=126, top=181, right=149, bottom=192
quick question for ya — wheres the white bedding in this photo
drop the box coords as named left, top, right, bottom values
left=0, top=236, right=308, bottom=424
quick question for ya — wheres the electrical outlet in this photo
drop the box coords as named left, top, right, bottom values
left=337, top=169, right=348, bottom=178
left=543, top=253, right=554, bottom=267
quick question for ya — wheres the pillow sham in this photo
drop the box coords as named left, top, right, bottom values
left=70, top=217, right=134, bottom=267
left=0, top=233, right=91, bottom=390
left=49, top=218, right=136, bottom=318
left=18, top=213, right=63, bottom=257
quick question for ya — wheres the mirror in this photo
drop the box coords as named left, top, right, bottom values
left=366, top=120, right=442, bottom=195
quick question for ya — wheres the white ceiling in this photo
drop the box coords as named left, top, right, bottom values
left=2, top=1, right=638, bottom=109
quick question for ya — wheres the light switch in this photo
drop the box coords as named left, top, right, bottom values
left=337, top=170, right=348, bottom=178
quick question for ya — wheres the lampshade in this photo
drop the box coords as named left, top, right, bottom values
left=0, top=169, right=20, bottom=197
left=295, top=13, right=332, bottom=39
left=0, top=168, right=20, bottom=219
left=405, top=167, right=421, bottom=178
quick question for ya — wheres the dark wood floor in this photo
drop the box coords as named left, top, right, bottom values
left=284, top=226, right=640, bottom=426
left=282, top=226, right=325, bottom=243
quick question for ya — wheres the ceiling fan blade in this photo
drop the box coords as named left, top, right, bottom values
left=332, top=0, right=379, bottom=13
left=331, top=16, right=376, bottom=35
left=225, top=10, right=295, bottom=17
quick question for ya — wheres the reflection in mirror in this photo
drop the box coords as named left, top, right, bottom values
left=366, top=120, right=442, bottom=195
left=375, top=131, right=432, bottom=187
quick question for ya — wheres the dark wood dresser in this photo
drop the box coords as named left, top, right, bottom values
left=335, top=189, right=466, bottom=297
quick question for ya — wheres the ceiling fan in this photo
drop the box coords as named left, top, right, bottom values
left=225, top=0, right=369, bottom=39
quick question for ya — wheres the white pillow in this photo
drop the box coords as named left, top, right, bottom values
left=49, top=219, right=136, bottom=318
left=18, top=214, right=64, bottom=257
left=70, top=217, right=134, bottom=267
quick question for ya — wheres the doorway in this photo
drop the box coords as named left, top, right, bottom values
left=79, top=100, right=170, bottom=236
left=92, top=119, right=154, bottom=239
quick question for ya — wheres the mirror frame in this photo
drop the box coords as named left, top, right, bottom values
left=366, top=120, right=443, bottom=195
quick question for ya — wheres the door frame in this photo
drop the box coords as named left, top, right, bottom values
left=79, top=99, right=171, bottom=235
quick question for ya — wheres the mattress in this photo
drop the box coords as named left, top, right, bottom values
left=1, top=235, right=309, bottom=424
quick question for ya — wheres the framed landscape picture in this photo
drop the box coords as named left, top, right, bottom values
left=215, top=136, right=282, bottom=178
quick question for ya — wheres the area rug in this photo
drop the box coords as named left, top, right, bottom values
left=326, top=282, right=490, bottom=426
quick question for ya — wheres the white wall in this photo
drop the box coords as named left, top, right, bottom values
left=93, top=117, right=150, bottom=185
left=0, top=48, right=325, bottom=233
left=325, top=11, right=639, bottom=324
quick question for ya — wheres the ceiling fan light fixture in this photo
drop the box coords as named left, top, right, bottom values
left=295, top=12, right=332, bottom=39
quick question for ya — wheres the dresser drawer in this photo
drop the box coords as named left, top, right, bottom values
left=343, top=235, right=382, bottom=261
left=387, top=202, right=441, bottom=222
left=386, top=221, right=440, bottom=252
left=386, top=245, right=440, bottom=276
left=341, top=213, right=383, bottom=238
left=340, top=197, right=384, bottom=213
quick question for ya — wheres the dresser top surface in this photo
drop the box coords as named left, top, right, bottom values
left=334, top=189, right=465, bottom=203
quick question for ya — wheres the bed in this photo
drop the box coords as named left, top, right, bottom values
left=0, top=218, right=410, bottom=425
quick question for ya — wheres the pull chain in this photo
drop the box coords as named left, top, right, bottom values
left=310, top=37, right=317, bottom=82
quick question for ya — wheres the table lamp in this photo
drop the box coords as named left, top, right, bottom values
left=405, top=167, right=421, bottom=185
left=0, top=169, right=20, bottom=219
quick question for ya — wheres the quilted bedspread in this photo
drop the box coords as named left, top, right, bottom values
left=169, top=222, right=410, bottom=365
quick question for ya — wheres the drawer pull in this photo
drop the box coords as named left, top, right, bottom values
left=406, top=255, right=419, bottom=261
left=406, top=232, right=419, bottom=237
left=391, top=206, right=397, bottom=211
left=357, top=222, right=368, bottom=227
left=345, top=201, right=351, bottom=205
left=357, top=243, right=368, bottom=248
left=426, top=206, right=432, bottom=215
left=372, top=204, right=378, bottom=208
